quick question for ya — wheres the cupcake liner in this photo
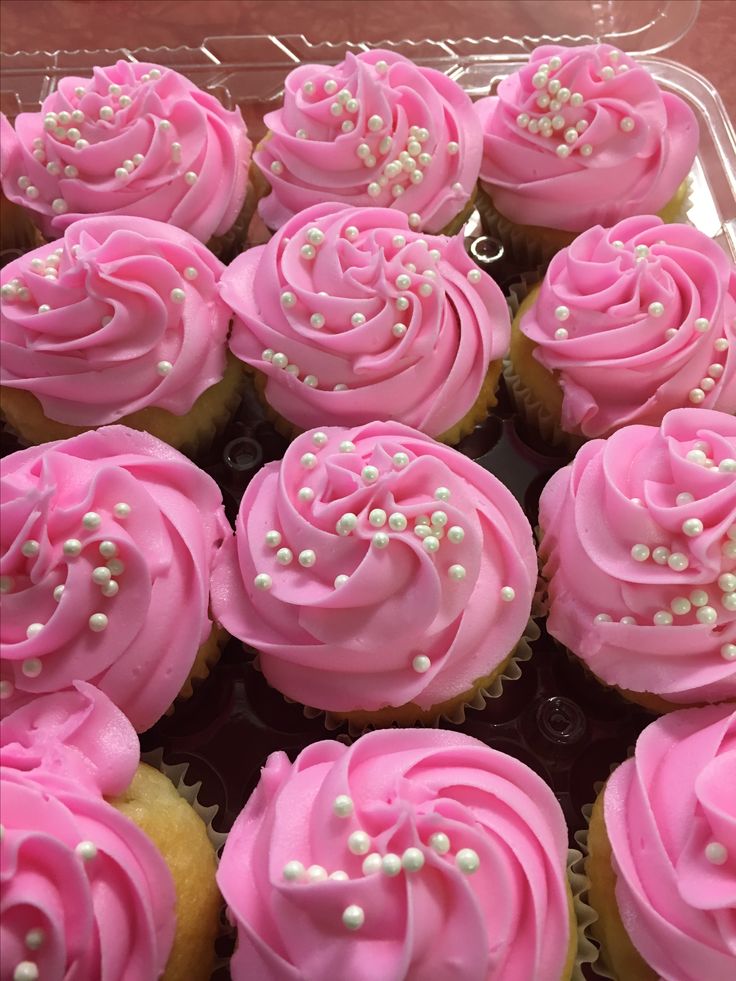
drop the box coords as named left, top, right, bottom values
left=568, top=845, right=601, bottom=981
left=268, top=614, right=542, bottom=736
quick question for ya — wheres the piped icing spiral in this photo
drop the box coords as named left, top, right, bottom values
left=210, top=421, right=536, bottom=714
left=255, top=49, right=482, bottom=234
left=604, top=705, right=736, bottom=978
left=218, top=728, right=573, bottom=981
left=0, top=216, right=230, bottom=426
left=0, top=684, right=176, bottom=981
left=0, top=425, right=230, bottom=731
left=539, top=409, right=736, bottom=705
left=474, top=43, right=697, bottom=232
left=0, top=60, right=251, bottom=242
left=520, top=216, right=736, bottom=437
left=221, top=203, right=509, bottom=437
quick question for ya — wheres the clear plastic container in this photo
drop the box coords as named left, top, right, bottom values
left=1, top=0, right=734, bottom=255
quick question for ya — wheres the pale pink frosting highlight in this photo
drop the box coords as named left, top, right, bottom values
left=520, top=216, right=736, bottom=437
left=0, top=425, right=230, bottom=731
left=256, top=49, right=482, bottom=234
left=475, top=43, right=697, bottom=232
left=0, top=60, right=251, bottom=241
left=218, top=728, right=572, bottom=981
left=1, top=215, right=230, bottom=426
left=0, top=684, right=176, bottom=980
left=539, top=409, right=736, bottom=705
left=604, top=705, right=736, bottom=978
left=211, top=421, right=537, bottom=714
left=222, top=203, right=509, bottom=438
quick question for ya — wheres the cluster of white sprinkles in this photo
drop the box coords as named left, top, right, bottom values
left=14, top=67, right=199, bottom=211
left=259, top=229, right=483, bottom=386
left=267, top=63, right=465, bottom=224
left=593, top=444, right=736, bottom=659
left=0, top=502, right=131, bottom=700
left=280, top=793, right=480, bottom=930
left=517, top=49, right=632, bottom=159
left=4, top=831, right=98, bottom=980
left=252, top=437, right=516, bottom=675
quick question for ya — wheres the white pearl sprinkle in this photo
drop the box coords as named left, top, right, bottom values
left=620, top=116, right=635, bottom=132
left=689, top=388, right=706, bottom=405
left=667, top=552, right=689, bottom=572
left=51, top=198, right=68, bottom=214
left=717, top=458, right=736, bottom=472
left=92, top=566, right=112, bottom=585
left=333, top=574, right=349, bottom=589
left=402, top=847, right=425, bottom=871
left=0, top=681, right=14, bottom=699
left=270, top=160, right=283, bottom=175
left=369, top=509, right=387, bottom=528
left=653, top=610, right=674, bottom=626
left=554, top=327, right=569, bottom=341
left=26, top=623, right=44, bottom=640
left=89, top=613, right=108, bottom=632
left=434, top=487, right=451, bottom=502
left=422, top=535, right=440, bottom=554
left=265, top=530, right=282, bottom=548
left=184, top=267, right=198, bottom=280
left=75, top=839, right=97, bottom=860
left=708, top=363, right=724, bottom=378
left=24, top=928, right=45, bottom=951
left=0, top=576, right=14, bottom=594
left=650, top=546, right=669, bottom=565
left=348, top=830, right=370, bottom=854
left=372, top=532, right=389, bottom=549
left=721, top=644, right=736, bottom=661
left=630, top=544, right=650, bottom=562
left=170, top=288, right=185, bottom=304
left=362, top=466, right=379, bottom=484
left=22, top=657, right=42, bottom=678
left=184, top=171, right=198, bottom=185
left=282, top=859, right=305, bottom=881
left=705, top=842, right=728, bottom=864
left=447, top=526, right=464, bottom=544
left=722, top=594, right=736, bottom=612
left=719, top=573, right=736, bottom=592
left=428, top=832, right=451, bottom=854
left=13, top=962, right=39, bottom=981
left=339, top=441, right=356, bottom=453
left=682, top=517, right=704, bottom=537
left=393, top=452, right=409, bottom=469
left=304, top=374, right=318, bottom=388
left=21, top=540, right=40, bottom=558
left=280, top=291, right=296, bottom=308
left=690, top=589, right=709, bottom=607
left=342, top=905, right=365, bottom=930
left=412, top=655, right=431, bottom=673
left=297, top=487, right=314, bottom=503
left=554, top=305, right=570, bottom=321
left=253, top=573, right=273, bottom=591
left=714, top=338, right=729, bottom=352
left=448, top=564, right=466, bottom=581
left=362, top=852, right=382, bottom=875
left=381, top=853, right=402, bottom=876
left=671, top=597, right=692, bottom=616
left=63, top=539, right=82, bottom=557
left=456, top=848, right=480, bottom=874
left=387, top=513, right=407, bottom=532
left=600, top=66, right=615, bottom=81
left=307, top=864, right=328, bottom=881
left=298, top=549, right=316, bottom=568
left=301, top=452, right=318, bottom=470
left=310, top=313, right=325, bottom=329
left=648, top=301, right=664, bottom=317
left=276, top=548, right=293, bottom=566
left=500, top=586, right=515, bottom=602
left=333, top=794, right=354, bottom=818
left=102, top=581, right=119, bottom=598
left=696, top=605, right=718, bottom=625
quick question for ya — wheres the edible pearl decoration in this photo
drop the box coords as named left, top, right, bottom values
left=348, top=830, right=370, bottom=855
left=75, top=840, right=97, bottom=860
left=412, top=655, right=431, bottom=673
left=455, top=848, right=480, bottom=874
left=298, top=549, right=316, bottom=567
left=342, top=905, right=365, bottom=930
left=13, top=964, right=39, bottom=981
left=705, top=842, right=728, bottom=865
left=401, top=848, right=425, bottom=871
left=254, top=573, right=272, bottom=590
left=500, top=586, right=515, bottom=602
left=333, top=795, right=354, bottom=818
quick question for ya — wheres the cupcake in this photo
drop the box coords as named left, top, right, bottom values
left=253, top=49, right=481, bottom=236
left=538, top=408, right=736, bottom=713
left=508, top=216, right=736, bottom=444
left=211, top=421, right=537, bottom=726
left=0, top=425, right=230, bottom=732
left=586, top=704, right=735, bottom=980
left=218, top=728, right=577, bottom=980
left=221, top=202, right=510, bottom=443
left=0, top=215, right=242, bottom=453
left=1, top=681, right=221, bottom=981
left=474, top=43, right=697, bottom=262
left=0, top=61, right=252, bottom=257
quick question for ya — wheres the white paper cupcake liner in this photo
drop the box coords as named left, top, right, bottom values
left=568, top=845, right=601, bottom=980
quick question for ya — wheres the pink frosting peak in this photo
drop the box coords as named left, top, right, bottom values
left=0, top=425, right=230, bottom=731
left=0, top=60, right=251, bottom=241
left=255, top=49, right=482, bottom=234
left=521, top=216, right=736, bottom=437
left=539, top=409, right=736, bottom=705
left=475, top=43, right=698, bottom=231
left=0, top=687, right=176, bottom=980
left=211, top=421, right=537, bottom=714
left=605, top=705, right=736, bottom=978
left=218, top=728, right=572, bottom=981
left=1, top=215, right=231, bottom=426
left=221, top=203, right=509, bottom=437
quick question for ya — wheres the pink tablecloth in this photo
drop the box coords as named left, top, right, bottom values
left=1, top=0, right=734, bottom=117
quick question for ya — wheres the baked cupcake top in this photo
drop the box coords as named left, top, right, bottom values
left=0, top=60, right=251, bottom=242
left=254, top=49, right=482, bottom=234
left=604, top=705, right=735, bottom=979
left=221, top=203, right=509, bottom=438
left=474, top=43, right=697, bottom=232
left=519, top=216, right=736, bottom=437
left=218, top=728, right=572, bottom=981
left=1, top=682, right=176, bottom=980
left=1, top=216, right=230, bottom=426
left=210, top=421, right=536, bottom=715
left=539, top=408, right=736, bottom=706
left=0, top=426, right=229, bottom=731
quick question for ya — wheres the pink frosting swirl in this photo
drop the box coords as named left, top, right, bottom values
left=0, top=425, right=230, bottom=731
left=221, top=203, right=509, bottom=437
left=1, top=685, right=176, bottom=981
left=1, top=216, right=230, bottom=426
left=539, top=409, right=736, bottom=705
left=520, top=216, right=736, bottom=437
left=474, top=43, right=697, bottom=232
left=604, top=705, right=736, bottom=978
left=0, top=60, right=251, bottom=242
left=255, top=49, right=481, bottom=234
left=218, top=729, right=572, bottom=981
left=211, top=422, right=536, bottom=714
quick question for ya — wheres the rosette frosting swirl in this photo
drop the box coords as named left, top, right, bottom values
left=211, top=422, right=536, bottom=714
left=255, top=50, right=481, bottom=234
left=218, top=728, right=572, bottom=981
left=1, top=216, right=230, bottom=426
left=221, top=203, right=509, bottom=437
left=0, top=684, right=176, bottom=981
left=604, top=705, right=736, bottom=978
left=0, top=425, right=230, bottom=731
left=539, top=409, right=736, bottom=705
left=0, top=60, right=251, bottom=241
left=474, top=43, right=697, bottom=231
left=520, top=216, right=736, bottom=437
